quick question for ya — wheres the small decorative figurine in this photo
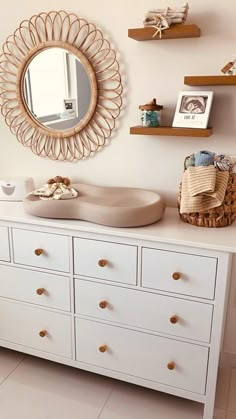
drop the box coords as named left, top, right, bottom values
left=221, top=60, right=236, bottom=75
left=139, top=99, right=163, bottom=127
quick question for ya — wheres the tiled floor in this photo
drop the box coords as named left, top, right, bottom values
left=0, top=347, right=235, bottom=419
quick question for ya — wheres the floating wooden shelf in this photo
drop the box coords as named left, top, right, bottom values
left=128, top=25, right=200, bottom=41
left=184, top=75, right=236, bottom=86
left=130, top=126, right=213, bottom=137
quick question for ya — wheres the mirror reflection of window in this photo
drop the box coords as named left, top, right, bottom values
left=25, top=48, right=72, bottom=121
left=23, top=47, right=92, bottom=131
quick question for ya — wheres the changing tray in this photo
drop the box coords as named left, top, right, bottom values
left=23, top=183, right=166, bottom=227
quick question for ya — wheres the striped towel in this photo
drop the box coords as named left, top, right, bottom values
left=187, top=166, right=216, bottom=196
left=180, top=166, right=229, bottom=214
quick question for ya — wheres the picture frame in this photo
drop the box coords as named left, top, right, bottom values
left=63, top=99, right=77, bottom=118
left=172, top=91, right=213, bottom=129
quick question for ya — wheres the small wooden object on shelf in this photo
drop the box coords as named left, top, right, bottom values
left=184, top=75, right=236, bottom=86
left=130, top=126, right=213, bottom=137
left=128, top=25, right=200, bottom=41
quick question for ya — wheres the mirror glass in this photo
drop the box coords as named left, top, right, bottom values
left=23, top=48, right=92, bottom=131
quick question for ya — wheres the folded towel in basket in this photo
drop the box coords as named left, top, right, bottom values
left=180, top=166, right=229, bottom=214
left=187, top=166, right=216, bottom=196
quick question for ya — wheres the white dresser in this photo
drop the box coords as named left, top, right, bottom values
left=0, top=203, right=234, bottom=419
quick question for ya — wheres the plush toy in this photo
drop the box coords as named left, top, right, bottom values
left=47, top=176, right=71, bottom=186
left=30, top=176, right=77, bottom=200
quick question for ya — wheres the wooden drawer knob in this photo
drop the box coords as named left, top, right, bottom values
left=98, top=259, right=107, bottom=268
left=35, top=248, right=43, bottom=256
left=172, top=272, right=181, bottom=280
left=167, top=361, right=175, bottom=370
left=39, top=330, right=47, bottom=338
left=170, top=315, right=178, bottom=324
left=99, top=300, right=108, bottom=309
left=36, top=288, right=45, bottom=296
left=99, top=345, right=107, bottom=353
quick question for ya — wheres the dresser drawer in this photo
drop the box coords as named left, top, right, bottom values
left=12, top=228, right=70, bottom=272
left=0, top=265, right=70, bottom=311
left=75, top=318, right=208, bottom=394
left=74, top=238, right=137, bottom=285
left=75, top=280, right=213, bottom=343
left=142, top=248, right=217, bottom=299
left=0, top=299, right=72, bottom=358
left=0, top=226, right=10, bottom=262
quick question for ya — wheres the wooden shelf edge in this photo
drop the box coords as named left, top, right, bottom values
left=128, top=24, right=200, bottom=41
left=130, top=126, right=213, bottom=137
left=184, top=75, right=236, bottom=86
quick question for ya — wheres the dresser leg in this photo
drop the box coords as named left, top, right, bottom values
left=203, top=398, right=215, bottom=419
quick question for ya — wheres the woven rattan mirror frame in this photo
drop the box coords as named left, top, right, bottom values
left=0, top=10, right=123, bottom=161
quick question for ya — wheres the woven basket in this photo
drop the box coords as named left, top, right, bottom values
left=177, top=166, right=236, bottom=228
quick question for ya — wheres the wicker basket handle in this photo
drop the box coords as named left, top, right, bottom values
left=184, top=156, right=191, bottom=171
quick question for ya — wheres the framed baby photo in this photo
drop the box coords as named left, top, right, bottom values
left=172, top=91, right=213, bottom=129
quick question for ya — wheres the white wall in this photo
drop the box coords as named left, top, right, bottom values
left=1, top=0, right=236, bottom=355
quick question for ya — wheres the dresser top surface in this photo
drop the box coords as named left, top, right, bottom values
left=0, top=202, right=235, bottom=253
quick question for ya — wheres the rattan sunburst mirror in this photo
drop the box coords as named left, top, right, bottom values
left=0, top=10, right=122, bottom=161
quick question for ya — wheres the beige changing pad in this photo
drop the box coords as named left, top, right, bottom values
left=23, top=183, right=166, bottom=227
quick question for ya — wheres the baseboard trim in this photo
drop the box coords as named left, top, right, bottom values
left=220, top=351, right=236, bottom=367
